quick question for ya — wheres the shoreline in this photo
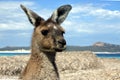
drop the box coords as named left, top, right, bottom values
left=0, top=50, right=120, bottom=54
left=0, top=50, right=30, bottom=53
left=94, top=52, right=120, bottom=54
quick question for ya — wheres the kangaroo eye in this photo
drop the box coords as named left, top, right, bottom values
left=62, top=31, right=65, bottom=34
left=62, top=31, right=65, bottom=35
left=41, top=30, right=49, bottom=36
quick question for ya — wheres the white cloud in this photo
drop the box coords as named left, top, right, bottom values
left=0, top=1, right=35, bottom=31
left=63, top=21, right=94, bottom=33
left=0, top=1, right=34, bottom=10
left=77, top=29, right=94, bottom=33
left=89, top=8, right=120, bottom=19
left=71, top=4, right=120, bottom=19
left=71, top=4, right=95, bottom=14
left=17, top=32, right=32, bottom=37
left=63, top=21, right=73, bottom=26
left=63, top=19, right=120, bottom=34
left=61, top=3, right=120, bottom=35
left=0, top=1, right=53, bottom=31
left=0, top=21, right=33, bottom=31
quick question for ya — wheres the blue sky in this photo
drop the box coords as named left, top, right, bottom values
left=0, top=0, right=120, bottom=47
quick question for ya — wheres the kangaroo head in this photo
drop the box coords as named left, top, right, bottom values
left=21, top=4, right=72, bottom=52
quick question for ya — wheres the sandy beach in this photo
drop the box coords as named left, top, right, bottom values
left=0, top=51, right=120, bottom=80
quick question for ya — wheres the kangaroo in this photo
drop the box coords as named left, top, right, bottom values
left=20, top=4, right=72, bottom=80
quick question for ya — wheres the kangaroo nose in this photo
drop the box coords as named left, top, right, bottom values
left=58, top=39, right=66, bottom=45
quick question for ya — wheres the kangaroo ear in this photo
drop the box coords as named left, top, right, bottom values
left=50, top=5, right=72, bottom=24
left=20, top=4, right=45, bottom=27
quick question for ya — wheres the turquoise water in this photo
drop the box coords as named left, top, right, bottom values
left=96, top=54, right=120, bottom=59
left=0, top=53, right=29, bottom=56
left=0, top=52, right=120, bottom=59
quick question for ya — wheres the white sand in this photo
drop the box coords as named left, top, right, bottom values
left=0, top=51, right=120, bottom=80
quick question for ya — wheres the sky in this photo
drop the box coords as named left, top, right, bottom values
left=0, top=0, right=120, bottom=47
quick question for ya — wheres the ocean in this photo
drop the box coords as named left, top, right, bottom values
left=0, top=52, right=120, bottom=59
left=96, top=53, right=120, bottom=59
left=0, top=53, right=29, bottom=56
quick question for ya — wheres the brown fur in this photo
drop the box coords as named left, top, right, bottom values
left=20, top=4, right=72, bottom=80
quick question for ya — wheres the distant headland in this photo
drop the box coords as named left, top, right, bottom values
left=0, top=42, right=120, bottom=52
